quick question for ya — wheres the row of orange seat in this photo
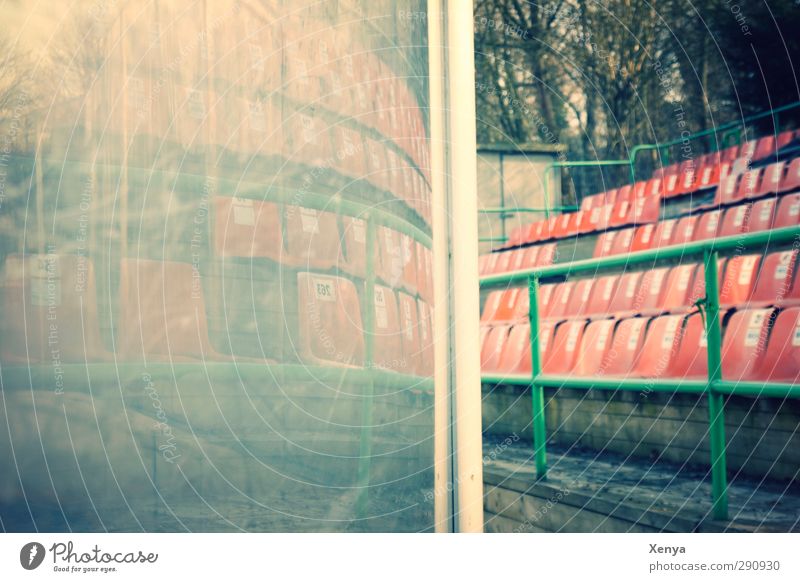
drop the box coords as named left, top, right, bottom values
left=480, top=307, right=799, bottom=383
left=482, top=250, right=799, bottom=324
left=594, top=193, right=800, bottom=258
left=0, top=254, right=434, bottom=376
left=215, top=197, right=433, bottom=300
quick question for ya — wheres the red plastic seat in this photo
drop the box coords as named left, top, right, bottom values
left=617, top=184, right=634, bottom=203
left=671, top=215, right=699, bottom=247
left=0, top=254, right=109, bottom=363
left=492, top=250, right=514, bottom=275
left=721, top=308, right=773, bottom=380
left=693, top=210, right=721, bottom=241
left=541, top=319, right=586, bottom=375
left=720, top=144, right=741, bottom=163
left=545, top=282, right=576, bottom=320
left=283, top=206, right=341, bottom=269
left=736, top=168, right=763, bottom=200
left=675, top=163, right=698, bottom=196
left=416, top=243, right=433, bottom=303
left=573, top=319, right=616, bottom=376
left=594, top=231, right=618, bottom=257
left=375, top=227, right=406, bottom=284
left=750, top=250, right=798, bottom=306
left=752, top=136, right=777, bottom=162
left=773, top=193, right=800, bottom=228
left=633, top=314, right=685, bottom=377
left=753, top=307, right=800, bottom=382
left=603, top=317, right=649, bottom=375
left=738, top=139, right=758, bottom=162
left=537, top=285, right=556, bottom=318
left=696, top=163, right=721, bottom=190
left=118, top=259, right=232, bottom=361
left=645, top=178, right=664, bottom=198
left=631, top=223, right=656, bottom=252
left=609, top=199, right=632, bottom=227
left=481, top=290, right=504, bottom=322
left=400, top=233, right=418, bottom=294
left=481, top=324, right=511, bottom=373
left=637, top=267, right=670, bottom=313
left=490, top=287, right=528, bottom=323
left=607, top=272, right=644, bottom=314
left=496, top=323, right=532, bottom=375
left=718, top=204, right=751, bottom=237
left=755, top=162, right=785, bottom=197
left=652, top=219, right=678, bottom=249
left=581, top=194, right=601, bottom=211
left=627, top=195, right=660, bottom=224
left=666, top=312, right=708, bottom=378
left=778, top=158, right=800, bottom=193
left=585, top=275, right=619, bottom=317
left=537, top=243, right=557, bottom=266
left=719, top=254, right=761, bottom=306
left=748, top=198, right=776, bottom=232
left=214, top=197, right=282, bottom=260
left=509, top=246, right=539, bottom=272
left=340, top=216, right=367, bottom=278
left=609, top=228, right=635, bottom=256
left=661, top=264, right=700, bottom=312
left=565, top=278, right=596, bottom=317
left=662, top=170, right=682, bottom=198
left=715, top=173, right=741, bottom=205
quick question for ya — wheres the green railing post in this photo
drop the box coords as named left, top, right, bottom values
left=703, top=250, right=728, bottom=520
left=356, top=215, right=377, bottom=517
left=528, top=275, right=547, bottom=477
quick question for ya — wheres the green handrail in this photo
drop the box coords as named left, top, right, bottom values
left=479, top=224, right=800, bottom=521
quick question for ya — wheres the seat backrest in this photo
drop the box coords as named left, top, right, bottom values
left=416, top=299, right=434, bottom=376
left=214, top=197, right=282, bottom=260
left=631, top=223, right=656, bottom=252
left=719, top=254, right=761, bottom=305
left=481, top=290, right=504, bottom=322
left=748, top=198, right=776, bottom=232
left=672, top=215, right=699, bottom=246
left=750, top=250, right=798, bottom=305
left=340, top=216, right=367, bottom=278
left=497, top=322, right=532, bottom=375
left=736, top=168, right=763, bottom=200
left=721, top=308, right=773, bottom=380
left=594, top=231, right=617, bottom=257
left=546, top=281, right=576, bottom=320
left=493, top=287, right=527, bottom=322
left=608, top=272, right=644, bottom=313
left=480, top=324, right=511, bottom=373
left=652, top=219, right=678, bottom=249
left=779, top=157, right=800, bottom=193
left=754, top=307, right=800, bottom=382
left=633, top=314, right=684, bottom=377
left=635, top=267, right=670, bottom=312
left=0, top=253, right=107, bottom=363
left=715, top=173, right=741, bottom=205
left=693, top=210, right=721, bottom=241
left=756, top=161, right=784, bottom=197
left=565, top=278, right=596, bottom=317
left=603, top=317, right=649, bottom=375
left=666, top=312, right=708, bottom=378
left=718, top=204, right=750, bottom=237
left=774, top=192, right=800, bottom=228
left=573, top=319, right=615, bottom=376
left=541, top=319, right=586, bottom=375
left=397, top=292, right=422, bottom=374
left=752, top=136, right=776, bottom=162
left=609, top=227, right=635, bottom=256
left=284, top=205, right=341, bottom=269
left=661, top=264, right=699, bottom=311
left=585, top=275, right=619, bottom=316
left=537, top=243, right=558, bottom=266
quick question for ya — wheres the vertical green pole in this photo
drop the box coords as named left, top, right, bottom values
left=528, top=275, right=547, bottom=478
left=542, top=166, right=552, bottom=219
left=356, top=215, right=376, bottom=518
left=703, top=251, right=728, bottom=520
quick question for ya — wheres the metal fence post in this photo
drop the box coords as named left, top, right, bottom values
left=703, top=250, right=728, bottom=520
left=528, top=275, right=547, bottom=478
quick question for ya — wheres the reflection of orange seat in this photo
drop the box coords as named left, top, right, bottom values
left=718, top=204, right=750, bottom=237
left=214, top=197, right=282, bottom=260
left=585, top=275, right=619, bottom=317
left=283, top=206, right=340, bottom=269
left=118, top=259, right=229, bottom=361
left=481, top=325, right=510, bottom=374
left=721, top=308, right=773, bottom=381
left=754, top=307, right=800, bottom=382
left=0, top=254, right=109, bottom=363
left=416, top=299, right=434, bottom=376
left=370, top=284, right=402, bottom=371
left=398, top=292, right=421, bottom=375
left=296, top=272, right=365, bottom=367
left=339, top=216, right=367, bottom=278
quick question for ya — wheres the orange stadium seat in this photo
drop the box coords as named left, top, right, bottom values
left=541, top=319, right=586, bottom=375
left=773, top=193, right=800, bottom=228
left=214, top=197, right=282, bottom=260
left=283, top=206, right=341, bottom=269
left=753, top=307, right=800, bottom=382
left=718, top=203, right=751, bottom=237
left=633, top=314, right=685, bottom=377
left=666, top=312, right=709, bottom=379
left=750, top=250, right=798, bottom=306
left=719, top=254, right=761, bottom=306
left=572, top=319, right=615, bottom=376
left=721, top=308, right=773, bottom=381
left=603, top=317, right=649, bottom=375
left=748, top=198, right=777, bottom=232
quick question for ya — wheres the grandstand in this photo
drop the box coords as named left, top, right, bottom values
left=479, top=118, right=800, bottom=531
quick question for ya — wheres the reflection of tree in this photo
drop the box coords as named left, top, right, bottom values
left=50, top=11, right=109, bottom=99
left=0, top=33, right=36, bottom=123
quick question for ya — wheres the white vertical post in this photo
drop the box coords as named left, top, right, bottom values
left=427, top=0, right=451, bottom=533
left=429, top=0, right=484, bottom=533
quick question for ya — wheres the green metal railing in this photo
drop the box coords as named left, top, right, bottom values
left=480, top=225, right=800, bottom=521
